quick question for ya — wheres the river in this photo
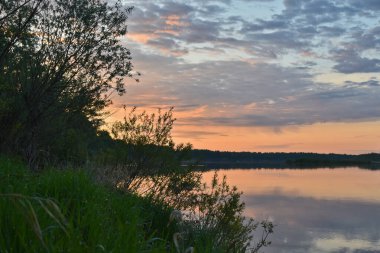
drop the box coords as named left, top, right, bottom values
left=202, top=167, right=380, bottom=253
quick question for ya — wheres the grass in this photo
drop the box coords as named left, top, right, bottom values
left=0, top=156, right=175, bottom=253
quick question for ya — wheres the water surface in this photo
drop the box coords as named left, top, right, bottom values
left=203, top=168, right=380, bottom=253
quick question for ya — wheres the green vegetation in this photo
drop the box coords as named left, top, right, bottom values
left=0, top=0, right=136, bottom=168
left=190, top=150, right=380, bottom=169
left=0, top=156, right=172, bottom=252
left=0, top=157, right=273, bottom=253
left=0, top=1, right=273, bottom=252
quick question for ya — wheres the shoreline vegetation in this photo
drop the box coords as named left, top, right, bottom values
left=0, top=0, right=273, bottom=251
left=188, top=150, right=380, bottom=170
left=0, top=1, right=377, bottom=252
left=0, top=156, right=274, bottom=253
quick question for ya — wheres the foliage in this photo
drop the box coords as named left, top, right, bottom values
left=94, top=107, right=192, bottom=191
left=166, top=173, right=274, bottom=253
left=0, top=157, right=273, bottom=253
left=112, top=106, right=176, bottom=147
left=0, top=157, right=173, bottom=252
left=0, top=1, right=274, bottom=251
left=0, top=0, right=137, bottom=168
left=0, top=193, right=68, bottom=251
left=0, top=0, right=44, bottom=62
left=191, top=149, right=380, bottom=165
left=93, top=107, right=273, bottom=253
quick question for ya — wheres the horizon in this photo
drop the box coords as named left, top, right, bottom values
left=108, top=0, right=380, bottom=154
left=191, top=148, right=380, bottom=156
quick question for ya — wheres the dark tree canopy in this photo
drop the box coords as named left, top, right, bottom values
left=0, top=0, right=136, bottom=167
left=0, top=0, right=44, bottom=61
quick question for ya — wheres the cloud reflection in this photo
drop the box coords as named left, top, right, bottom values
left=244, top=193, right=380, bottom=253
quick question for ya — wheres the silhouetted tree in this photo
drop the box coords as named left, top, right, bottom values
left=96, top=107, right=192, bottom=190
left=0, top=0, right=44, bottom=64
left=0, top=0, right=137, bottom=168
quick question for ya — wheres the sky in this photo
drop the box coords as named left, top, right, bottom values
left=110, top=0, right=380, bottom=154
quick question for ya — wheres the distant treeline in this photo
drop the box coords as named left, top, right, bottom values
left=188, top=150, right=380, bottom=169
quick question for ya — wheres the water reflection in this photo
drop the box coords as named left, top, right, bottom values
left=202, top=168, right=380, bottom=253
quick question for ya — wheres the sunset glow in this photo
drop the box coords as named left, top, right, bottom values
left=202, top=168, right=380, bottom=203
left=113, top=0, right=380, bottom=154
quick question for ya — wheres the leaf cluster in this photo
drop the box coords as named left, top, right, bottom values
left=112, top=106, right=176, bottom=147
left=0, top=0, right=137, bottom=168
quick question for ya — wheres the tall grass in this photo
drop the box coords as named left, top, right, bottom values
left=0, top=156, right=173, bottom=252
left=0, top=156, right=273, bottom=252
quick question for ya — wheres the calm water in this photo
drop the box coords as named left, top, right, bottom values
left=202, top=168, right=380, bottom=253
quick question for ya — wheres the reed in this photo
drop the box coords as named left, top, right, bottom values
left=0, top=156, right=272, bottom=252
left=0, top=156, right=170, bottom=252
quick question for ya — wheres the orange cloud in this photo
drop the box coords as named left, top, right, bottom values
left=165, top=15, right=186, bottom=26
left=128, top=33, right=158, bottom=43
left=172, top=121, right=380, bottom=154
left=175, top=105, right=208, bottom=119
left=156, top=29, right=180, bottom=36
left=301, top=50, right=317, bottom=58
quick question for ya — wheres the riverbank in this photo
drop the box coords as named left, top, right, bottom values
left=0, top=156, right=272, bottom=252
left=0, top=157, right=175, bottom=252
left=188, top=150, right=380, bottom=170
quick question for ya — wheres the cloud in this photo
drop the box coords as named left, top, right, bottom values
left=349, top=0, right=380, bottom=11
left=354, top=26, right=380, bottom=50
left=345, top=79, right=380, bottom=87
left=174, top=130, right=228, bottom=140
left=181, top=19, right=221, bottom=43
left=255, top=143, right=302, bottom=149
left=122, top=46, right=380, bottom=128
left=124, top=0, right=380, bottom=70
left=318, top=25, right=346, bottom=37
left=332, top=50, right=380, bottom=74
left=119, top=0, right=380, bottom=131
left=243, top=193, right=380, bottom=253
left=246, top=30, right=309, bottom=52
left=241, top=19, right=289, bottom=32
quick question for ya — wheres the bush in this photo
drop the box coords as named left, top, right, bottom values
left=0, top=157, right=172, bottom=252
left=92, top=107, right=274, bottom=252
left=164, top=173, right=274, bottom=253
